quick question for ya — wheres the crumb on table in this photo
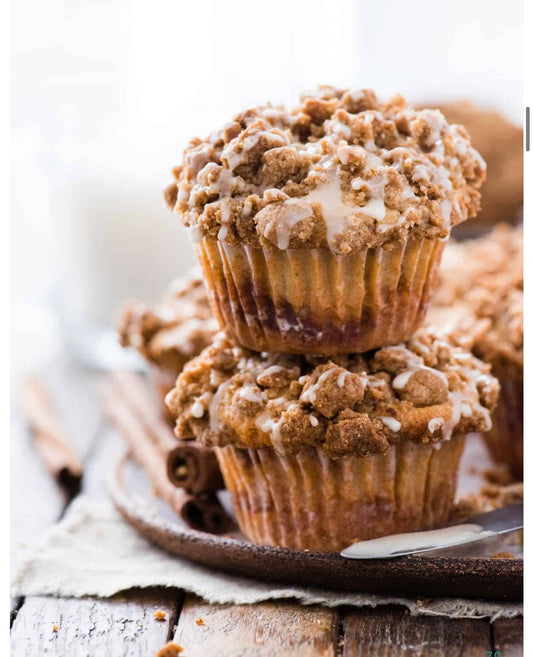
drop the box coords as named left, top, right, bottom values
left=156, top=641, right=184, bottom=656
left=154, top=609, right=167, bottom=621
left=52, top=625, right=58, bottom=633
left=195, top=617, right=205, bottom=626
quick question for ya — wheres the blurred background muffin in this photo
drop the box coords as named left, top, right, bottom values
left=429, top=224, right=523, bottom=478
left=118, top=268, right=218, bottom=412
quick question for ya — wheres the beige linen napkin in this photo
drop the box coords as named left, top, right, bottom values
left=12, top=497, right=522, bottom=621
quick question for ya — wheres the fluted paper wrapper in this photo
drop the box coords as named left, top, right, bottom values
left=215, top=438, right=465, bottom=552
left=483, top=378, right=523, bottom=480
left=196, top=237, right=445, bottom=354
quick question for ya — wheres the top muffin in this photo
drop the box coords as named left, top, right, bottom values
left=168, top=87, right=486, bottom=254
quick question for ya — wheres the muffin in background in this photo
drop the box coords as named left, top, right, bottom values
left=166, top=329, right=499, bottom=552
left=117, top=269, right=219, bottom=410
left=429, top=224, right=523, bottom=478
left=424, top=100, right=523, bottom=235
left=166, top=87, right=485, bottom=355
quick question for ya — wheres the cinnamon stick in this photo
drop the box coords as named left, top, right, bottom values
left=21, top=377, right=83, bottom=495
left=103, top=379, right=232, bottom=534
left=167, top=442, right=224, bottom=494
left=110, top=371, right=176, bottom=452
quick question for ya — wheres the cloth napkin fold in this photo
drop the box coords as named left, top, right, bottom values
left=12, top=496, right=522, bottom=621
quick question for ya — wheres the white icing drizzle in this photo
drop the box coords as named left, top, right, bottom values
left=260, top=365, right=285, bottom=378
left=309, top=414, right=319, bottom=427
left=208, top=379, right=233, bottom=434
left=238, top=387, right=266, bottom=404
left=188, top=225, right=203, bottom=244
left=337, top=371, right=348, bottom=388
left=301, top=368, right=336, bottom=404
left=379, top=416, right=402, bottom=433
left=428, top=417, right=444, bottom=433
left=191, top=400, right=205, bottom=418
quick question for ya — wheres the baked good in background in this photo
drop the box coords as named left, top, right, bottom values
left=424, top=100, right=522, bottom=235
left=166, top=87, right=486, bottom=355
left=117, top=269, right=218, bottom=407
left=429, top=224, right=523, bottom=478
left=166, top=329, right=499, bottom=551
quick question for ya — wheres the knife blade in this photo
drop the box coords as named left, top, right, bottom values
left=340, top=503, right=523, bottom=559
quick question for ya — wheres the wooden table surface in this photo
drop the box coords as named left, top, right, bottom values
left=10, top=358, right=523, bottom=656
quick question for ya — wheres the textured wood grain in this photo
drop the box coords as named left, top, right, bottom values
left=342, top=606, right=492, bottom=657
left=173, top=594, right=339, bottom=657
left=492, top=617, right=523, bottom=656
left=11, top=361, right=102, bottom=576
left=10, top=590, right=180, bottom=657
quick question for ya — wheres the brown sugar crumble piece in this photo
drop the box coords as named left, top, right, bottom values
left=491, top=552, right=516, bottom=559
left=154, top=609, right=167, bottom=621
left=195, top=617, right=205, bottom=626
left=156, top=642, right=184, bottom=657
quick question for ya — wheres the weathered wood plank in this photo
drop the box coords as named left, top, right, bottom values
left=10, top=415, right=67, bottom=577
left=11, top=360, right=103, bottom=576
left=10, top=590, right=181, bottom=657
left=173, top=594, right=339, bottom=657
left=492, top=617, right=523, bottom=656
left=342, top=606, right=492, bottom=657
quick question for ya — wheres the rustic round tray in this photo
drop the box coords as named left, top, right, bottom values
left=108, top=451, right=522, bottom=602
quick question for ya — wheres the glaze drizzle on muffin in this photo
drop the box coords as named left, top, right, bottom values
left=167, top=87, right=485, bottom=253
left=166, top=329, right=499, bottom=457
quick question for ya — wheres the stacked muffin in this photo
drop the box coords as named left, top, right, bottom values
left=164, top=87, right=500, bottom=552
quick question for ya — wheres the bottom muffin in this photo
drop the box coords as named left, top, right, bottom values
left=166, top=330, right=499, bottom=551
left=216, top=439, right=464, bottom=551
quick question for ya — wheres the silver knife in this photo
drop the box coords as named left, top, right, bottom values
left=340, top=504, right=523, bottom=559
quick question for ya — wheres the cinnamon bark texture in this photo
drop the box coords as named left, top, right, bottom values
left=167, top=442, right=225, bottom=494
left=103, top=373, right=231, bottom=534
left=21, top=377, right=83, bottom=495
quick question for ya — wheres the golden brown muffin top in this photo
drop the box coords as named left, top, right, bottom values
left=166, top=329, right=499, bottom=458
left=429, top=224, right=523, bottom=379
left=117, top=269, right=219, bottom=375
left=167, top=87, right=486, bottom=254
left=427, top=100, right=522, bottom=230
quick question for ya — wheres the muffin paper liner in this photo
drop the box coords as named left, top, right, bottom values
left=215, top=438, right=465, bottom=552
left=196, top=237, right=445, bottom=354
left=483, top=378, right=523, bottom=480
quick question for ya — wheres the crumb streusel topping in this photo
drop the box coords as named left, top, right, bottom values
left=429, top=224, right=523, bottom=379
left=166, top=329, right=499, bottom=457
left=117, top=269, right=219, bottom=374
left=166, top=87, right=485, bottom=254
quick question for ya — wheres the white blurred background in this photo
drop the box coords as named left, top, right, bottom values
left=10, top=0, right=523, bottom=382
